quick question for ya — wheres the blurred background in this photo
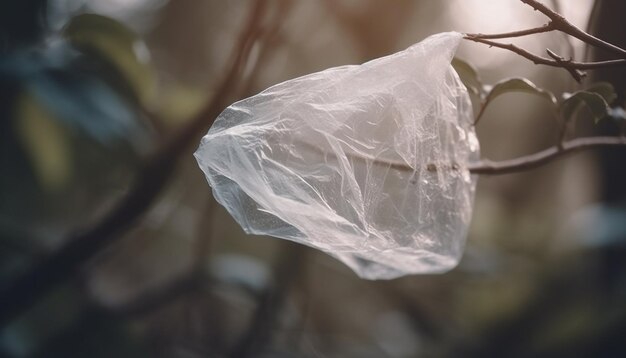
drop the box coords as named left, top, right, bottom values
left=1, top=0, right=626, bottom=357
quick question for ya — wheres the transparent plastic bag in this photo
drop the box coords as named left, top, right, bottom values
left=195, top=32, right=479, bottom=279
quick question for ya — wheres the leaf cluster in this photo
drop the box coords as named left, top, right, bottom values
left=452, top=58, right=622, bottom=127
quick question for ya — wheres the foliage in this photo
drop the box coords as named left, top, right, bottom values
left=1, top=8, right=154, bottom=357
left=454, top=57, right=618, bottom=128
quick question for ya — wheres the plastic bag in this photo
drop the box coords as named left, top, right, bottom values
left=195, top=32, right=479, bottom=280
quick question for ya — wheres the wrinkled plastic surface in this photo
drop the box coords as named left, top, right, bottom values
left=195, top=32, right=479, bottom=280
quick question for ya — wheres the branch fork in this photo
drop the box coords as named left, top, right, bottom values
left=465, top=0, right=626, bottom=82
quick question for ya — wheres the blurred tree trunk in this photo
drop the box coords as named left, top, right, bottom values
left=587, top=0, right=626, bottom=203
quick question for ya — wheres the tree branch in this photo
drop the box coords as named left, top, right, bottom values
left=464, top=36, right=626, bottom=82
left=548, top=0, right=576, bottom=60
left=465, top=0, right=626, bottom=81
left=465, top=23, right=554, bottom=40
left=468, top=136, right=626, bottom=175
left=520, top=0, right=626, bottom=58
left=0, top=0, right=269, bottom=328
left=544, top=48, right=587, bottom=82
left=298, top=136, right=626, bottom=177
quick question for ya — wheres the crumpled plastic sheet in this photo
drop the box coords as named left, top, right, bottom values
left=195, top=32, right=480, bottom=280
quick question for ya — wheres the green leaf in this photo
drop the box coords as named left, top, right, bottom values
left=452, top=57, right=482, bottom=97
left=26, top=63, right=150, bottom=152
left=157, top=84, right=207, bottom=125
left=560, top=91, right=610, bottom=124
left=485, top=78, right=558, bottom=106
left=584, top=82, right=617, bottom=105
left=63, top=14, right=155, bottom=107
left=16, top=91, right=72, bottom=192
left=476, top=78, right=557, bottom=124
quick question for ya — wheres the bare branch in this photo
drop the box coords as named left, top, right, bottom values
left=463, top=36, right=550, bottom=63
left=466, top=0, right=626, bottom=82
left=548, top=0, right=576, bottom=60
left=465, top=23, right=554, bottom=40
left=520, top=0, right=626, bottom=58
left=519, top=0, right=566, bottom=22
left=298, top=135, right=626, bottom=177
left=469, top=136, right=626, bottom=175
left=464, top=36, right=626, bottom=81
left=545, top=48, right=586, bottom=82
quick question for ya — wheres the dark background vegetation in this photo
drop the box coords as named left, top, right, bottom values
left=1, top=0, right=626, bottom=357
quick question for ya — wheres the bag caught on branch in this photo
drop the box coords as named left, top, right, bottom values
left=195, top=32, right=479, bottom=279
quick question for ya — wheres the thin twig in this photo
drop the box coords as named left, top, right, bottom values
left=465, top=37, right=626, bottom=70
left=474, top=101, right=489, bottom=125
left=545, top=48, right=587, bottom=82
left=548, top=0, right=576, bottom=60
left=0, top=0, right=269, bottom=328
left=465, top=23, right=554, bottom=40
left=464, top=36, right=626, bottom=82
left=465, top=0, right=626, bottom=81
left=520, top=0, right=626, bottom=58
left=468, top=136, right=626, bottom=175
